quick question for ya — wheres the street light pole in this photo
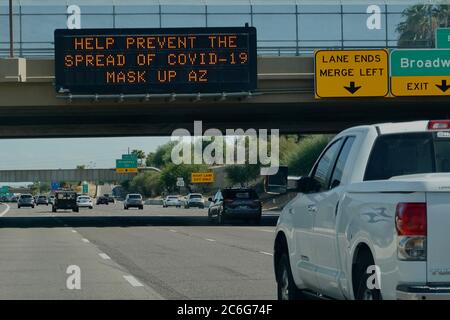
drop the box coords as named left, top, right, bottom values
left=8, top=0, right=13, bottom=58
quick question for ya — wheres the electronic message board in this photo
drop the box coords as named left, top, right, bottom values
left=54, top=27, right=257, bottom=95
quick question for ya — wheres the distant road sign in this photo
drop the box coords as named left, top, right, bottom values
left=54, top=27, right=257, bottom=94
left=116, top=168, right=138, bottom=174
left=390, top=49, right=450, bottom=96
left=51, top=181, right=60, bottom=191
left=191, top=172, right=214, bottom=183
left=122, top=154, right=137, bottom=161
left=176, top=180, right=185, bottom=187
left=436, top=28, right=450, bottom=48
left=116, top=159, right=138, bottom=169
left=82, top=182, right=88, bottom=194
left=315, top=49, right=389, bottom=98
left=0, top=186, right=9, bottom=194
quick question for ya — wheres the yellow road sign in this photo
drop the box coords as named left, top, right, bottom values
left=116, top=168, right=138, bottom=174
left=315, top=49, right=389, bottom=98
left=191, top=172, right=214, bottom=183
left=391, top=76, right=450, bottom=96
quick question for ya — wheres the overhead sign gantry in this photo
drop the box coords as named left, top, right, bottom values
left=54, top=27, right=257, bottom=95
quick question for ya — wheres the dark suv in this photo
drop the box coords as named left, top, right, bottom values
left=18, top=194, right=35, bottom=209
left=52, top=191, right=78, bottom=212
left=208, top=188, right=262, bottom=224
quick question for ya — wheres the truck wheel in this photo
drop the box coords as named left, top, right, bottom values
left=277, top=253, right=304, bottom=300
left=52, top=207, right=56, bottom=213
left=139, top=206, right=143, bottom=210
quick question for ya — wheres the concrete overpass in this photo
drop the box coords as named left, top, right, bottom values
left=0, top=168, right=136, bottom=183
left=1, top=56, right=450, bottom=138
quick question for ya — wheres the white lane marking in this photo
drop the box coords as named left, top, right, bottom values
left=99, top=253, right=111, bottom=260
left=259, top=251, right=273, bottom=256
left=205, top=238, right=216, bottom=242
left=123, top=275, right=144, bottom=287
left=258, top=229, right=275, bottom=233
left=71, top=230, right=77, bottom=233
left=81, top=238, right=90, bottom=243
left=169, top=229, right=178, bottom=233
left=0, top=203, right=10, bottom=217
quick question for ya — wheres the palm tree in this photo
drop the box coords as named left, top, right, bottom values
left=397, top=4, right=450, bottom=47
left=131, top=149, right=146, bottom=167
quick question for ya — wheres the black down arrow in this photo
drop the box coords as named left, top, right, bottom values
left=344, top=81, right=362, bottom=94
left=436, top=80, right=450, bottom=93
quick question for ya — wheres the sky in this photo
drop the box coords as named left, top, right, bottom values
left=0, top=136, right=169, bottom=170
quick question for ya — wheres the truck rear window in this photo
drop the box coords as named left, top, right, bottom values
left=364, top=132, right=450, bottom=180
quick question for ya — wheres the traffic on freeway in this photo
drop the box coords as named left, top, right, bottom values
left=2, top=1, right=450, bottom=316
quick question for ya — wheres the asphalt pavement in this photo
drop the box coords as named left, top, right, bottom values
left=0, top=202, right=278, bottom=300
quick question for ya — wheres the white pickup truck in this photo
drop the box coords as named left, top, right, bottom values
left=268, top=120, right=450, bottom=300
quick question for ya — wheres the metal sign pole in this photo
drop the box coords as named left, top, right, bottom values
left=9, top=0, right=13, bottom=58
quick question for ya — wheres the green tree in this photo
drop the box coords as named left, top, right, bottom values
left=225, top=164, right=261, bottom=187
left=131, top=149, right=146, bottom=167
left=146, top=142, right=177, bottom=168
left=396, top=4, right=450, bottom=47
left=128, top=171, right=163, bottom=197
left=160, top=163, right=209, bottom=193
left=285, top=135, right=331, bottom=176
left=76, top=165, right=86, bottom=169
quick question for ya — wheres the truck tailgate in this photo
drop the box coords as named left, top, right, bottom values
left=427, top=193, right=450, bottom=283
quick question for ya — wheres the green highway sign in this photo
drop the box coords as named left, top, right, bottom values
left=436, top=28, right=450, bottom=48
left=122, top=154, right=137, bottom=161
left=390, top=49, right=450, bottom=96
left=82, top=182, right=88, bottom=194
left=116, top=159, right=138, bottom=168
left=0, top=186, right=9, bottom=194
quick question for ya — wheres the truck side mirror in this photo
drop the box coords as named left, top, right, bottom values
left=297, top=176, right=321, bottom=194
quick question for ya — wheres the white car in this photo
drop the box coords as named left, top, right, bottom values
left=184, top=193, right=205, bottom=209
left=76, top=195, right=93, bottom=209
left=270, top=120, right=450, bottom=300
left=163, top=195, right=181, bottom=208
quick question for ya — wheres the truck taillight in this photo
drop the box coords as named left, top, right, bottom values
left=396, top=203, right=427, bottom=236
left=396, top=203, right=427, bottom=261
left=428, top=120, right=450, bottom=130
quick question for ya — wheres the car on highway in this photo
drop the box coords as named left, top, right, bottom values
left=104, top=194, right=115, bottom=204
left=123, top=193, right=144, bottom=210
left=96, top=196, right=109, bottom=205
left=48, top=195, right=55, bottom=205
left=17, top=194, right=35, bottom=209
left=76, top=195, right=93, bottom=209
left=163, top=195, right=181, bottom=208
left=35, top=195, right=49, bottom=206
left=184, top=193, right=205, bottom=209
left=208, top=188, right=262, bottom=224
left=52, top=191, right=78, bottom=212
left=270, top=120, right=450, bottom=300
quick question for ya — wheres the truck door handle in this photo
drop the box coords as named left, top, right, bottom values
left=288, top=208, right=294, bottom=215
left=307, top=205, right=317, bottom=213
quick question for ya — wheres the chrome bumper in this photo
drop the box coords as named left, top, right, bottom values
left=397, top=285, right=450, bottom=300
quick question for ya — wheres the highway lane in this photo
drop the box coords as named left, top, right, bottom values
left=0, top=202, right=278, bottom=299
